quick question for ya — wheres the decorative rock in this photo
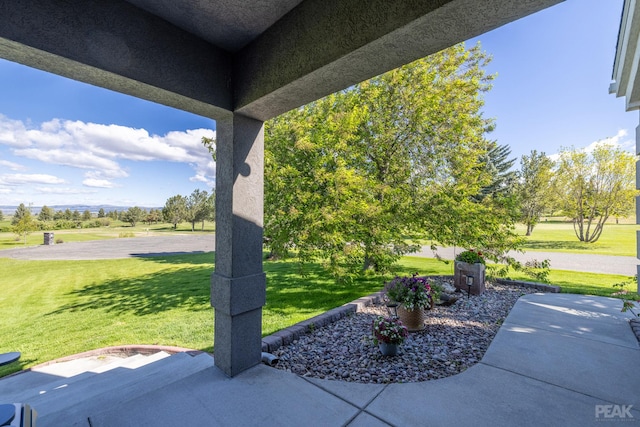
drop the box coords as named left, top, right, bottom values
left=273, top=280, right=539, bottom=383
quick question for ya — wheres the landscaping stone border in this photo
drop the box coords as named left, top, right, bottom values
left=261, top=292, right=385, bottom=353
left=261, top=277, right=562, bottom=354
left=495, top=278, right=561, bottom=293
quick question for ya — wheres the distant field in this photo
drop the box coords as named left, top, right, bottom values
left=515, top=221, right=639, bottom=257
left=0, top=220, right=215, bottom=251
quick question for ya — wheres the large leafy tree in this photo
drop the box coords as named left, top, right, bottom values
left=554, top=143, right=637, bottom=243
left=202, top=191, right=215, bottom=231
left=185, top=189, right=211, bottom=232
left=516, top=150, right=555, bottom=236
left=265, top=42, right=520, bottom=277
left=122, top=206, right=145, bottom=227
left=163, top=195, right=187, bottom=229
left=12, top=208, right=37, bottom=244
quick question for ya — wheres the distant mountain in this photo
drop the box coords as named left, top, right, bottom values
left=0, top=205, right=162, bottom=216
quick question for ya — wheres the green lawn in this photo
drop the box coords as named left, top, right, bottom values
left=0, top=251, right=635, bottom=377
left=516, top=221, right=639, bottom=257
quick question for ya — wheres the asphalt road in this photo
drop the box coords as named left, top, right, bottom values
left=410, top=246, right=638, bottom=276
left=0, top=234, right=636, bottom=276
left=0, top=234, right=215, bottom=260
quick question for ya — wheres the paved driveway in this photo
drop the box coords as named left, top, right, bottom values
left=0, top=234, right=215, bottom=260
left=0, top=235, right=636, bottom=276
left=411, top=246, right=637, bottom=276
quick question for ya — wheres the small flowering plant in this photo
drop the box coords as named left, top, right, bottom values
left=612, top=278, right=640, bottom=317
left=372, top=316, right=408, bottom=345
left=384, top=273, right=433, bottom=311
left=456, top=249, right=485, bottom=265
left=622, top=300, right=640, bottom=317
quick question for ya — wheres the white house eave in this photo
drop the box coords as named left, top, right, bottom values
left=612, top=0, right=640, bottom=111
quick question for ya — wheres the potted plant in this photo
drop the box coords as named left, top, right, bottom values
left=372, top=316, right=408, bottom=356
left=383, top=274, right=434, bottom=331
left=455, top=249, right=486, bottom=265
left=454, top=249, right=486, bottom=295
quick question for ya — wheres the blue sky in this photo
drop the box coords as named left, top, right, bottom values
left=0, top=0, right=634, bottom=207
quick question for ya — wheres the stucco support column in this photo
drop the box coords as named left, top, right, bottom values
left=211, top=113, right=266, bottom=377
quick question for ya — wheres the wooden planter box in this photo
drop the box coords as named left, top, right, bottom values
left=454, top=261, right=486, bottom=295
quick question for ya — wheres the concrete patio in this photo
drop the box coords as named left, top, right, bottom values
left=0, top=292, right=637, bottom=426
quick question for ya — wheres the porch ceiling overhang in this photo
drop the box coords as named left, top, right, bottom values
left=611, top=0, right=640, bottom=112
left=0, top=0, right=562, bottom=122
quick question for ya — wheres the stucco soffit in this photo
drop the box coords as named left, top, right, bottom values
left=0, top=0, right=233, bottom=119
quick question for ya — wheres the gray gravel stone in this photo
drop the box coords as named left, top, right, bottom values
left=273, top=280, right=539, bottom=383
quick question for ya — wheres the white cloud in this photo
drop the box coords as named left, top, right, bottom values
left=85, top=169, right=129, bottom=180
left=14, top=147, right=122, bottom=171
left=0, top=115, right=216, bottom=186
left=34, top=186, right=97, bottom=195
left=0, top=159, right=26, bottom=171
left=584, top=129, right=632, bottom=152
left=83, top=178, right=118, bottom=188
left=0, top=114, right=31, bottom=148
left=0, top=173, right=66, bottom=185
left=549, top=129, right=635, bottom=161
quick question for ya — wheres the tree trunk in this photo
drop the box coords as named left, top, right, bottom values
left=525, top=224, right=534, bottom=236
left=363, top=254, right=376, bottom=272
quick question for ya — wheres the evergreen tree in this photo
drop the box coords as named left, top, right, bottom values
left=11, top=203, right=30, bottom=226
left=38, top=205, right=55, bottom=221
left=476, top=143, right=517, bottom=201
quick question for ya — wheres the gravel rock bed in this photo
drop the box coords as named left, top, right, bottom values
left=273, top=281, right=540, bottom=383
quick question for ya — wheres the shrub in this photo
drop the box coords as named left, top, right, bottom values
left=54, top=220, right=77, bottom=230
left=455, top=249, right=485, bottom=264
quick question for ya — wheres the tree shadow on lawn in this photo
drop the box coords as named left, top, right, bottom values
left=521, top=240, right=606, bottom=252
left=263, top=259, right=387, bottom=317
left=48, top=254, right=215, bottom=317
left=48, top=250, right=455, bottom=324
left=46, top=252, right=385, bottom=319
left=130, top=252, right=214, bottom=265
